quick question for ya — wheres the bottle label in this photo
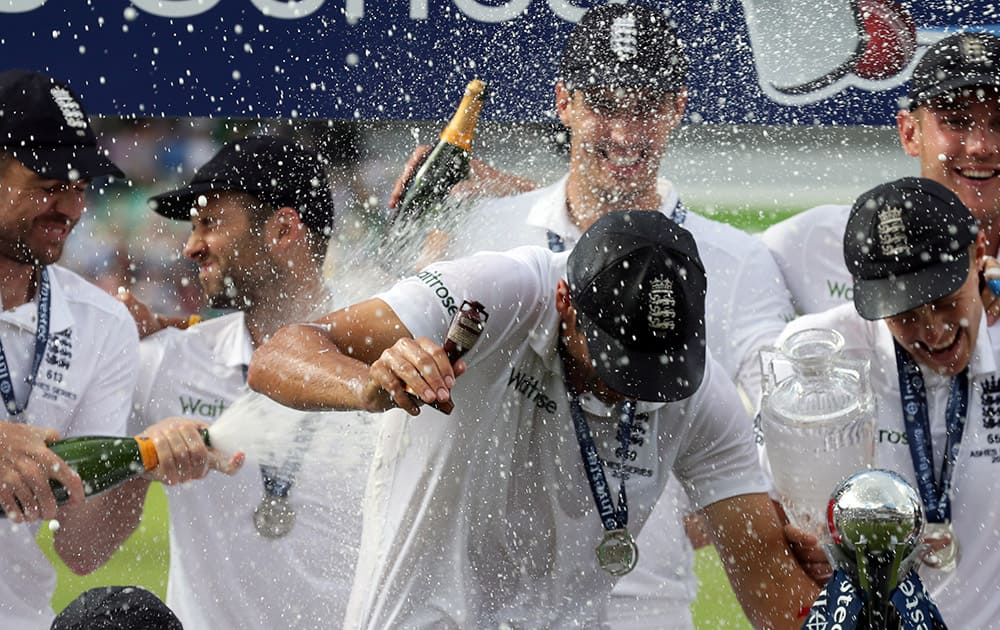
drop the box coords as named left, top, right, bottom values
left=443, top=300, right=488, bottom=363
left=447, top=322, right=480, bottom=356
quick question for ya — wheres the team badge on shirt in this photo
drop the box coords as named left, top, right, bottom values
left=980, top=376, right=1000, bottom=429
left=45, top=330, right=72, bottom=370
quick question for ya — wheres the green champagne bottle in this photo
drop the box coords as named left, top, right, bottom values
left=0, top=429, right=211, bottom=518
left=392, top=78, right=488, bottom=223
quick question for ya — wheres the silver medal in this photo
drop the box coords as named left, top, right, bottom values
left=922, top=521, right=960, bottom=572
left=596, top=528, right=638, bottom=576
left=253, top=495, right=296, bottom=539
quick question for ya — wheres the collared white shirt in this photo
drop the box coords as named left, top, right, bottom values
left=781, top=305, right=1000, bottom=629
left=760, top=204, right=853, bottom=316
left=347, top=246, right=767, bottom=629
left=0, top=265, right=138, bottom=630
left=448, top=176, right=793, bottom=627
left=131, top=312, right=376, bottom=629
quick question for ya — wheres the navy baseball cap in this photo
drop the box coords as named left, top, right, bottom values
left=0, top=70, right=123, bottom=181
left=149, top=135, right=335, bottom=233
left=845, top=177, right=978, bottom=320
left=560, top=3, right=688, bottom=93
left=568, top=211, right=707, bottom=402
left=908, top=32, right=1000, bottom=110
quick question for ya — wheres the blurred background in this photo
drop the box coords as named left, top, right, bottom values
left=69, top=116, right=913, bottom=320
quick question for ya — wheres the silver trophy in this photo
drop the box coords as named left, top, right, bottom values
left=828, top=469, right=925, bottom=630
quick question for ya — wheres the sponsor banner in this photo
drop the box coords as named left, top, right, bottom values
left=0, top=1, right=996, bottom=124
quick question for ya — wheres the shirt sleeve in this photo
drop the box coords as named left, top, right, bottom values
left=672, top=356, right=771, bottom=512
left=375, top=247, right=551, bottom=357
left=67, top=311, right=140, bottom=438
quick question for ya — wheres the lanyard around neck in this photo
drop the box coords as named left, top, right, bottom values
left=0, top=268, right=52, bottom=419
left=240, top=364, right=302, bottom=499
left=558, top=340, right=636, bottom=532
left=893, top=341, right=969, bottom=523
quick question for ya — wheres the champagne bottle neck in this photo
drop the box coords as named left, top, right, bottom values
left=439, top=79, right=486, bottom=151
left=136, top=436, right=159, bottom=470
left=135, top=428, right=212, bottom=471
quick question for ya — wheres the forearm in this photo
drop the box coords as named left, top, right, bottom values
left=53, top=477, right=150, bottom=575
left=703, top=493, right=818, bottom=630
left=248, top=322, right=372, bottom=412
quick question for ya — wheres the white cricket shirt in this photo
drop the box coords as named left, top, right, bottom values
left=346, top=246, right=768, bottom=629
left=447, top=176, right=793, bottom=627
left=0, top=266, right=139, bottom=630
left=760, top=204, right=853, bottom=316
left=131, top=312, right=376, bottom=629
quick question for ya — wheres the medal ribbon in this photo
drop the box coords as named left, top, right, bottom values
left=241, top=291, right=334, bottom=506
left=893, top=342, right=968, bottom=523
left=548, top=198, right=677, bottom=533
left=801, top=569, right=946, bottom=630
left=0, top=268, right=51, bottom=419
left=560, top=350, right=635, bottom=532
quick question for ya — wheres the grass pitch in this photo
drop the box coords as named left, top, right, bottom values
left=41, top=484, right=752, bottom=627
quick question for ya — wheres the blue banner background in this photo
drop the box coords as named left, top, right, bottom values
left=0, top=1, right=996, bottom=124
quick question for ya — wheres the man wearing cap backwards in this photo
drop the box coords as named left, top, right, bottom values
left=111, top=135, right=376, bottom=629
left=763, top=31, right=1000, bottom=318
left=248, top=210, right=819, bottom=629
left=0, top=68, right=146, bottom=629
left=777, top=177, right=1000, bottom=628
left=390, top=4, right=797, bottom=626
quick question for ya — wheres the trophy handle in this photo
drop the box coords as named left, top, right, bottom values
left=833, top=358, right=875, bottom=414
left=758, top=346, right=782, bottom=400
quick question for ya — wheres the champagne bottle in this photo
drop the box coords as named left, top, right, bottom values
left=442, top=300, right=488, bottom=362
left=393, top=78, right=488, bottom=224
left=406, top=300, right=489, bottom=413
left=0, top=429, right=211, bottom=518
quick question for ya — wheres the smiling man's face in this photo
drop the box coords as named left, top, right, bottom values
left=0, top=157, right=88, bottom=267
left=899, top=92, right=1000, bottom=230
left=183, top=192, right=273, bottom=310
left=557, top=84, right=684, bottom=206
left=884, top=257, right=983, bottom=376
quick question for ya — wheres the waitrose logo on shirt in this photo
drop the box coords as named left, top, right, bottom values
left=178, top=396, right=229, bottom=419
left=827, top=279, right=854, bottom=301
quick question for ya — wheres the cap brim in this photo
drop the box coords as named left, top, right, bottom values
left=576, top=308, right=705, bottom=403
left=148, top=181, right=234, bottom=221
left=562, top=69, right=681, bottom=93
left=853, top=256, right=970, bottom=320
left=10, top=145, right=124, bottom=180
left=910, top=75, right=1000, bottom=108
